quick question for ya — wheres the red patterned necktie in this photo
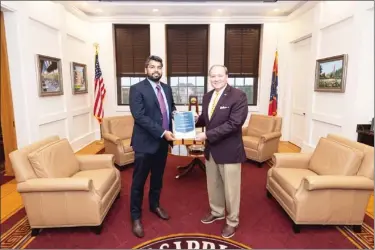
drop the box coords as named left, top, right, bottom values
left=156, top=85, right=169, bottom=130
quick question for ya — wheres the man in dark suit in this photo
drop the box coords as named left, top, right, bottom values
left=195, top=65, right=248, bottom=239
left=129, top=55, right=176, bottom=238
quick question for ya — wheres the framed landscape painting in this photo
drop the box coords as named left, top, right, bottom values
left=314, top=54, right=348, bottom=93
left=71, top=62, right=88, bottom=94
left=36, top=54, right=63, bottom=97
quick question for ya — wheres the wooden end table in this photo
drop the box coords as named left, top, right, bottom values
left=169, top=139, right=206, bottom=179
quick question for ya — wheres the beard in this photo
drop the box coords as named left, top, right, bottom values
left=147, top=72, right=162, bottom=82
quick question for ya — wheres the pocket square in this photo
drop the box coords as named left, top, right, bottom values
left=220, top=106, right=229, bottom=109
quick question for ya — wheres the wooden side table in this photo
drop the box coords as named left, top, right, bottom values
left=169, top=139, right=206, bottom=179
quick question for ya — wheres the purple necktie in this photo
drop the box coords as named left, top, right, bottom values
left=156, top=85, right=169, bottom=130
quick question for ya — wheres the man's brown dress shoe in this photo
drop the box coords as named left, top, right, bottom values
left=132, top=219, right=144, bottom=238
left=151, top=207, right=169, bottom=220
left=221, top=224, right=236, bottom=239
left=201, top=213, right=225, bottom=224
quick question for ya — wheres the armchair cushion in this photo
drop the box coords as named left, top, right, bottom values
left=243, top=136, right=259, bottom=149
left=327, top=133, right=374, bottom=180
left=109, top=118, right=133, bottom=139
left=260, top=132, right=282, bottom=142
left=102, top=133, right=121, bottom=144
left=247, top=115, right=275, bottom=137
left=309, top=138, right=364, bottom=176
left=27, top=139, right=79, bottom=178
left=121, top=139, right=133, bottom=153
left=72, top=168, right=117, bottom=198
left=272, top=168, right=317, bottom=197
left=76, top=154, right=114, bottom=171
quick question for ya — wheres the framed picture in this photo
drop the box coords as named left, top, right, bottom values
left=71, top=62, right=88, bottom=94
left=36, top=54, right=63, bottom=97
left=314, top=54, right=348, bottom=93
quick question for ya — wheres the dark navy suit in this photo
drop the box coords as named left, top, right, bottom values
left=129, top=78, right=176, bottom=220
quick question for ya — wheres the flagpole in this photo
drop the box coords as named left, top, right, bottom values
left=94, top=42, right=104, bottom=145
left=275, top=19, right=279, bottom=53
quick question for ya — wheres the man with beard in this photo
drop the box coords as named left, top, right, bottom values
left=129, top=55, right=176, bottom=238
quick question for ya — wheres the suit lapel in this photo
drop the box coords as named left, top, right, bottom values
left=208, top=85, right=231, bottom=124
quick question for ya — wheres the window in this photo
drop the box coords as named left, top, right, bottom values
left=166, top=25, right=209, bottom=105
left=224, top=24, right=261, bottom=105
left=114, top=24, right=150, bottom=105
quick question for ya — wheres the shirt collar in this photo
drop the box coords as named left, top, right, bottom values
left=147, top=78, right=160, bottom=89
left=214, top=84, right=227, bottom=96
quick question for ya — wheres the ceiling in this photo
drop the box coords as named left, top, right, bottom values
left=63, top=1, right=306, bottom=18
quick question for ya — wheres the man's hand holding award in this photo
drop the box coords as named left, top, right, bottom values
left=173, top=111, right=196, bottom=139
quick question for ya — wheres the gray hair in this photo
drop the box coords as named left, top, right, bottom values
left=208, top=65, right=228, bottom=75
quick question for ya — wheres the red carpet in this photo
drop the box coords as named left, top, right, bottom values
left=2, top=155, right=372, bottom=249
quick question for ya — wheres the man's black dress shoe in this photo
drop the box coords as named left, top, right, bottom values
left=132, top=219, right=144, bottom=238
left=151, top=207, right=170, bottom=220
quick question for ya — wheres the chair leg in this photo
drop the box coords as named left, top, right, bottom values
left=266, top=190, right=272, bottom=199
left=92, top=224, right=103, bottom=235
left=352, top=225, right=362, bottom=233
left=115, top=163, right=125, bottom=171
left=31, top=228, right=40, bottom=237
left=292, top=223, right=300, bottom=233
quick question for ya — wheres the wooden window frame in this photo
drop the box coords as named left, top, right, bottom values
left=224, top=24, right=261, bottom=106
left=166, top=24, right=209, bottom=105
left=114, top=24, right=150, bottom=105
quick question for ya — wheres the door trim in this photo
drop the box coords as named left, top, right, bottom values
left=1, top=11, right=18, bottom=176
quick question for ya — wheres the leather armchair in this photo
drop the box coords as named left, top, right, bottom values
left=9, top=136, right=121, bottom=235
left=242, top=114, right=282, bottom=166
left=101, top=116, right=134, bottom=166
left=266, top=134, right=374, bottom=233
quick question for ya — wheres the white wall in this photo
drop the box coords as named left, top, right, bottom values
left=92, top=19, right=282, bottom=124
left=4, top=1, right=371, bottom=151
left=282, top=1, right=374, bottom=151
left=1, top=1, right=97, bottom=151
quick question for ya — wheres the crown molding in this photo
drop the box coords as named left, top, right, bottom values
left=286, top=1, right=318, bottom=22
left=89, top=15, right=287, bottom=23
left=58, top=1, right=91, bottom=21
left=0, top=1, right=18, bottom=12
left=88, top=1, right=290, bottom=8
left=59, top=1, right=308, bottom=24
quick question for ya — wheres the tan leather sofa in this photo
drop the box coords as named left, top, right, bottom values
left=102, top=116, right=134, bottom=166
left=266, top=134, right=374, bottom=233
left=242, top=114, right=282, bottom=166
left=8, top=136, right=121, bottom=236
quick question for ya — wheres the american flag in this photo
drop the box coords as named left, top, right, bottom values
left=93, top=52, right=106, bottom=123
left=268, top=50, right=278, bottom=116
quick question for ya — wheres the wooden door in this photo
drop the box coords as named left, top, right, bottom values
left=1, top=11, right=18, bottom=176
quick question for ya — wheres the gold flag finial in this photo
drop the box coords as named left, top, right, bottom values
left=93, top=43, right=99, bottom=55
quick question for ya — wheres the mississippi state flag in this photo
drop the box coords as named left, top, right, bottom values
left=268, top=50, right=278, bottom=116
